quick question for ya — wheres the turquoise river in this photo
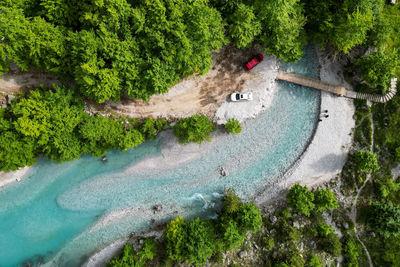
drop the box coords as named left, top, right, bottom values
left=0, top=47, right=320, bottom=266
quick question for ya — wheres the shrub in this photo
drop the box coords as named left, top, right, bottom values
left=236, top=203, right=263, bottom=232
left=163, top=217, right=186, bottom=261
left=225, top=118, right=242, bottom=134
left=184, top=218, right=216, bottom=265
left=138, top=239, right=157, bottom=261
left=173, top=115, right=215, bottom=144
left=313, top=188, right=339, bottom=211
left=320, top=232, right=342, bottom=257
left=223, top=188, right=242, bottom=214
left=287, top=184, right=315, bottom=216
left=354, top=150, right=380, bottom=174
left=220, top=218, right=246, bottom=251
left=368, top=201, right=400, bottom=238
left=343, top=236, right=360, bottom=267
left=306, top=254, right=322, bottom=267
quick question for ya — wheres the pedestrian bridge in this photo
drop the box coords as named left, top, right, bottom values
left=276, top=70, right=397, bottom=103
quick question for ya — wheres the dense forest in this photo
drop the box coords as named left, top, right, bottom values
left=0, top=1, right=399, bottom=168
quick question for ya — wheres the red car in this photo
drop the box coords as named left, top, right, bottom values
left=244, top=54, right=264, bottom=71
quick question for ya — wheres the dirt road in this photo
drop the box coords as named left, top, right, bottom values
left=0, top=45, right=264, bottom=119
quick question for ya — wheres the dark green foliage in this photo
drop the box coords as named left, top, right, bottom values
left=223, top=188, right=242, bottom=214
left=185, top=218, right=216, bottom=265
left=304, top=0, right=385, bottom=54
left=219, top=218, right=245, bottom=251
left=254, top=0, right=306, bottom=62
left=107, top=239, right=157, bottom=267
left=0, top=86, right=148, bottom=171
left=313, top=188, right=339, bottom=211
left=139, top=117, right=169, bottom=140
left=368, top=201, right=400, bottom=238
left=287, top=184, right=315, bottom=216
left=1, top=0, right=226, bottom=103
left=306, top=254, right=322, bottom=267
left=350, top=50, right=399, bottom=93
left=173, top=115, right=215, bottom=144
left=163, top=217, right=186, bottom=262
left=225, top=118, right=242, bottom=135
left=354, top=150, right=380, bottom=174
left=236, top=202, right=263, bottom=232
left=319, top=232, right=342, bottom=257
left=161, top=190, right=262, bottom=265
left=343, top=236, right=360, bottom=267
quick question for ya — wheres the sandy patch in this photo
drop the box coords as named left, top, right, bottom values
left=0, top=167, right=31, bottom=190
left=89, top=45, right=278, bottom=123
left=255, top=48, right=355, bottom=204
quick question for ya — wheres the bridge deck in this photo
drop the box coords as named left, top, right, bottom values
left=276, top=70, right=397, bottom=103
left=277, top=70, right=347, bottom=96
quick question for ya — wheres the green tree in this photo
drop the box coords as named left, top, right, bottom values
left=220, top=218, right=245, bottom=250
left=306, top=254, right=322, bottom=267
left=225, top=118, right=242, bottom=135
left=351, top=50, right=399, bottom=92
left=287, top=184, right=315, bottom=216
left=236, top=203, right=262, bottom=232
left=184, top=218, right=216, bottom=265
left=354, top=150, right=380, bottom=174
left=228, top=3, right=261, bottom=49
left=173, top=115, right=215, bottom=144
left=163, top=217, right=186, bottom=261
left=107, top=243, right=137, bottom=267
left=254, top=0, right=306, bottom=62
left=138, top=239, right=157, bottom=262
left=313, top=188, right=339, bottom=211
left=343, top=236, right=360, bottom=267
left=368, top=201, right=400, bottom=238
left=223, top=188, right=242, bottom=214
left=320, top=232, right=342, bottom=257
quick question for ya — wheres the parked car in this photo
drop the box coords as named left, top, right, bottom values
left=244, top=54, right=264, bottom=71
left=230, top=92, right=253, bottom=102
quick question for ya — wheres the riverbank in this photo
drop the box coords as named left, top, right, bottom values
left=0, top=167, right=31, bottom=190
left=255, top=48, right=355, bottom=204
left=83, top=48, right=355, bottom=266
left=86, top=45, right=278, bottom=123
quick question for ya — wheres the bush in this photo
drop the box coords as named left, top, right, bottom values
left=107, top=241, right=156, bottom=267
left=343, top=236, right=360, bottom=267
left=320, top=232, right=342, bottom=257
left=184, top=218, right=216, bottom=265
left=163, top=217, right=186, bottom=261
left=354, top=150, right=380, bottom=174
left=173, top=115, right=216, bottom=144
left=306, top=254, right=322, bottom=267
left=287, top=184, right=315, bottom=216
left=313, top=188, right=339, bottom=211
left=220, top=218, right=246, bottom=251
left=225, top=118, right=242, bottom=134
left=236, top=203, right=263, bottom=232
left=368, top=201, right=400, bottom=238
left=223, top=188, right=242, bottom=214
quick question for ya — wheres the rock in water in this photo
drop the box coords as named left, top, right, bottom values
left=101, top=156, right=107, bottom=163
left=219, top=166, right=228, bottom=177
left=154, top=205, right=163, bottom=212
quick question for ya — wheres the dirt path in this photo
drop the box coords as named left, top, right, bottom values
left=0, top=72, right=60, bottom=105
left=88, top=45, right=265, bottom=120
left=350, top=103, right=374, bottom=267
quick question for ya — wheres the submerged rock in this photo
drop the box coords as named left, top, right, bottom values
left=154, top=205, right=163, bottom=212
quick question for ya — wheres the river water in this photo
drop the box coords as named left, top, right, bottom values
left=0, top=47, right=320, bottom=266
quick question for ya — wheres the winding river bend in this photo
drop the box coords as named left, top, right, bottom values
left=0, top=47, right=320, bottom=267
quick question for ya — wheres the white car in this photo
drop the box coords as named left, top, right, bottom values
left=230, top=92, right=253, bottom=102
